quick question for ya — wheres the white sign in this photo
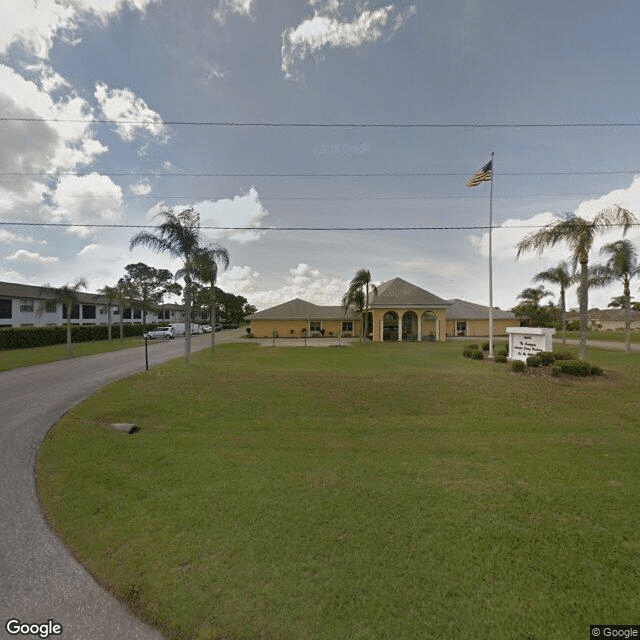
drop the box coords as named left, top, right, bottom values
left=506, top=327, right=555, bottom=362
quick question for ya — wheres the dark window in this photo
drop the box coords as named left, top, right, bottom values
left=342, top=321, right=353, bottom=333
left=123, top=307, right=132, bottom=319
left=133, top=309, right=142, bottom=320
left=44, top=301, right=57, bottom=313
left=310, top=321, right=321, bottom=332
left=82, top=304, right=96, bottom=319
left=0, top=299, right=12, bottom=319
left=62, top=304, right=80, bottom=319
left=19, top=299, right=34, bottom=312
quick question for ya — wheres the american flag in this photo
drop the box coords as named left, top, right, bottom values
left=466, top=160, right=493, bottom=187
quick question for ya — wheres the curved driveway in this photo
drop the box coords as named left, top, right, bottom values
left=0, top=333, right=241, bottom=640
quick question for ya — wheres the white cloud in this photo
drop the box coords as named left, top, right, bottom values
left=0, top=0, right=162, bottom=60
left=212, top=0, right=253, bottom=23
left=52, top=173, right=123, bottom=236
left=229, top=262, right=349, bottom=309
left=130, top=179, right=152, bottom=195
left=282, top=3, right=416, bottom=80
left=0, top=229, right=46, bottom=245
left=6, top=249, right=59, bottom=264
left=95, top=82, right=169, bottom=143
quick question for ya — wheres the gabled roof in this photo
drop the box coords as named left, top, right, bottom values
left=370, top=277, right=450, bottom=308
left=446, top=299, right=516, bottom=320
left=246, top=298, right=358, bottom=320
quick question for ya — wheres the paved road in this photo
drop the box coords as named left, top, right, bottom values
left=0, top=332, right=242, bottom=640
left=553, top=337, right=640, bottom=352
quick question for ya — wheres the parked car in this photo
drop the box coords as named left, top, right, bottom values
left=145, top=326, right=175, bottom=340
left=214, top=323, right=223, bottom=331
left=201, top=324, right=212, bottom=333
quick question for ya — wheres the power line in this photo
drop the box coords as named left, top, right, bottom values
left=1, top=170, right=639, bottom=178
left=2, top=221, right=640, bottom=231
left=1, top=117, right=640, bottom=128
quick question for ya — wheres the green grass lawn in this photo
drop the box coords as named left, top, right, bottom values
left=0, top=336, right=152, bottom=371
left=557, top=329, right=640, bottom=343
left=37, top=343, right=640, bottom=640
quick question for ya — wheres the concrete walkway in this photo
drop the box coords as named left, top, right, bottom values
left=0, top=332, right=242, bottom=640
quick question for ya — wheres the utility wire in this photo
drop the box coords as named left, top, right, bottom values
left=1, top=117, right=640, bottom=128
left=2, top=221, right=640, bottom=231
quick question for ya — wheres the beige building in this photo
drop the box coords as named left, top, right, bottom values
left=566, top=308, right=640, bottom=331
left=247, top=277, right=518, bottom=341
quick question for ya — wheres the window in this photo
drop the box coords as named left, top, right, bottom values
left=19, top=299, right=34, bottom=312
left=62, top=304, right=80, bottom=319
left=0, top=299, right=11, bottom=319
left=123, top=307, right=132, bottom=320
left=44, top=301, right=57, bottom=313
left=82, top=304, right=96, bottom=319
left=309, top=321, right=321, bottom=332
left=100, top=306, right=107, bottom=315
left=342, top=321, right=353, bottom=333
left=113, top=305, right=120, bottom=315
left=133, top=309, right=142, bottom=320
left=456, top=321, right=467, bottom=336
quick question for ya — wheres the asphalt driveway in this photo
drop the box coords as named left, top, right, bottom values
left=0, top=332, right=241, bottom=640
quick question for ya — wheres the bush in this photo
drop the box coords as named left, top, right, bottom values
left=555, top=361, right=603, bottom=377
left=463, top=344, right=481, bottom=358
left=497, top=349, right=508, bottom=357
left=494, top=355, right=508, bottom=363
left=511, top=360, right=526, bottom=372
left=526, top=355, right=543, bottom=367
left=552, top=350, right=575, bottom=361
left=471, top=349, right=483, bottom=360
left=482, top=341, right=494, bottom=352
left=537, top=351, right=557, bottom=366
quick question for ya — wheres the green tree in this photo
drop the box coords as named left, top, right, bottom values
left=130, top=208, right=201, bottom=365
left=511, top=286, right=556, bottom=328
left=342, top=269, right=378, bottom=340
left=516, top=206, right=636, bottom=359
left=590, top=239, right=640, bottom=353
left=38, top=278, right=87, bottom=356
left=96, top=284, right=119, bottom=341
left=119, top=263, right=175, bottom=325
left=157, top=280, right=183, bottom=323
left=192, top=243, right=230, bottom=350
left=533, top=261, right=574, bottom=343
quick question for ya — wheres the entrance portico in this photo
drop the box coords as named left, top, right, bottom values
left=368, top=278, right=450, bottom=342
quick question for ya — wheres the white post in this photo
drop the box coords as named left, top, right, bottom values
left=488, top=151, right=495, bottom=358
left=417, top=313, right=422, bottom=341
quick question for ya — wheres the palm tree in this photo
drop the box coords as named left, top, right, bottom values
left=192, top=242, right=230, bottom=350
left=341, top=287, right=365, bottom=340
left=516, top=206, right=636, bottom=359
left=533, top=261, right=574, bottom=344
left=96, top=284, right=118, bottom=341
left=38, top=278, right=87, bottom=356
left=130, top=208, right=201, bottom=365
left=590, top=239, right=640, bottom=353
left=343, top=269, right=378, bottom=340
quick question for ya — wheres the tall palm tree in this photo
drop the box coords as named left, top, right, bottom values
left=343, top=269, right=378, bottom=340
left=96, top=284, right=118, bottom=341
left=192, top=242, right=230, bottom=350
left=38, top=278, right=87, bottom=356
left=516, top=206, right=636, bottom=359
left=341, top=287, right=365, bottom=340
left=130, top=208, right=201, bottom=365
left=590, top=239, right=640, bottom=353
left=533, top=261, right=574, bottom=344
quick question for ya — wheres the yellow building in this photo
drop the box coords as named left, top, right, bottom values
left=247, top=277, right=519, bottom=341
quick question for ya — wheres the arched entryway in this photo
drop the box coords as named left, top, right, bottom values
left=402, top=311, right=419, bottom=341
left=382, top=311, right=399, bottom=341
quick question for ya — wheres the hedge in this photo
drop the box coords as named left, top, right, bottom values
left=0, top=323, right=158, bottom=350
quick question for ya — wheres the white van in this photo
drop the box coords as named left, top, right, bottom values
left=170, top=323, right=201, bottom=336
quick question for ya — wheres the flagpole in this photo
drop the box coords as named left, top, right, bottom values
left=488, top=151, right=495, bottom=358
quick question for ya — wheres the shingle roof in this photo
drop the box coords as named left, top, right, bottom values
left=246, top=298, right=358, bottom=320
left=445, top=298, right=516, bottom=320
left=370, top=277, right=450, bottom=308
left=0, top=281, right=110, bottom=305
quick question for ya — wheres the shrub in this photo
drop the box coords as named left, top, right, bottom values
left=471, top=349, right=483, bottom=360
left=482, top=341, right=494, bottom=351
left=497, top=349, right=508, bottom=357
left=526, top=355, right=543, bottom=367
left=494, top=355, right=507, bottom=363
left=467, top=343, right=480, bottom=350
left=537, top=351, right=557, bottom=366
left=552, top=350, right=575, bottom=361
left=511, top=360, right=526, bottom=372
left=555, top=361, right=603, bottom=377
left=463, top=345, right=481, bottom=358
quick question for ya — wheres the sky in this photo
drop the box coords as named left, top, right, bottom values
left=1, top=0, right=640, bottom=312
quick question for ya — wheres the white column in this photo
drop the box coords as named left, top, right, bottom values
left=435, top=316, right=440, bottom=341
left=417, top=312, right=422, bottom=341
left=398, top=313, right=402, bottom=341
